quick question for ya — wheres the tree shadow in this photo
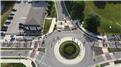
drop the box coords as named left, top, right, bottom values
left=31, top=1, right=48, bottom=7
left=63, top=1, right=85, bottom=22
left=85, top=14, right=101, bottom=35
left=79, top=12, right=84, bottom=23
left=108, top=1, right=121, bottom=4
left=94, top=1, right=121, bottom=9
left=60, top=1, right=69, bottom=17
left=94, top=1, right=107, bottom=9
left=1, top=1, right=15, bottom=15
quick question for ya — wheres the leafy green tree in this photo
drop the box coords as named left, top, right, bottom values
left=64, top=1, right=85, bottom=22
left=71, top=2, right=85, bottom=20
left=84, top=14, right=101, bottom=34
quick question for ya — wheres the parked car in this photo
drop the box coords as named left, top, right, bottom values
left=12, top=9, right=17, bottom=12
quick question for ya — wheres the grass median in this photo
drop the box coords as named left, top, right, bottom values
left=0, top=48, right=32, bottom=50
left=43, top=19, right=52, bottom=34
left=1, top=63, right=26, bottom=67
left=0, top=48, right=45, bottom=52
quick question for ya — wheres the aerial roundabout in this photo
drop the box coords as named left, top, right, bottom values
left=54, top=37, right=85, bottom=65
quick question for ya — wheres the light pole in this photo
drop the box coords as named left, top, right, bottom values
left=109, top=26, right=112, bottom=32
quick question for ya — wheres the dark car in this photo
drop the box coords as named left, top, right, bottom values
left=1, top=28, right=7, bottom=31
left=5, top=21, right=11, bottom=25
left=10, top=13, right=15, bottom=16
left=16, top=1, right=21, bottom=4
left=12, top=9, right=17, bottom=12
left=1, top=26, right=8, bottom=31
left=1, top=32, right=5, bottom=36
left=7, top=17, right=13, bottom=20
left=19, top=23, right=24, bottom=29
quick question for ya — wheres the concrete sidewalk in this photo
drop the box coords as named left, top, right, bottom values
left=0, top=59, right=33, bottom=67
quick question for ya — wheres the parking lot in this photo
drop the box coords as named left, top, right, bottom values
left=1, top=1, right=47, bottom=37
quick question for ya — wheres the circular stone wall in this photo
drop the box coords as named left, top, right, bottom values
left=54, top=37, right=85, bottom=65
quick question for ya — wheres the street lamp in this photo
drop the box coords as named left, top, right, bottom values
left=109, top=26, right=112, bottom=32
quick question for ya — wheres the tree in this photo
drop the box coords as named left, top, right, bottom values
left=71, top=2, right=85, bottom=19
left=64, top=1, right=85, bottom=22
left=84, top=14, right=101, bottom=34
left=94, top=1, right=106, bottom=9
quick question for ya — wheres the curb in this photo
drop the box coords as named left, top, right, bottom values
left=76, top=22, right=104, bottom=40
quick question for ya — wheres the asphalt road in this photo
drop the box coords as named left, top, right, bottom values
left=35, top=30, right=97, bottom=67
left=56, top=1, right=69, bottom=21
left=34, top=1, right=121, bottom=67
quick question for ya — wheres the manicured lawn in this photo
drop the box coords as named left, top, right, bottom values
left=84, top=1, right=121, bottom=35
left=38, top=48, right=45, bottom=52
left=43, top=19, right=52, bottom=34
left=1, top=63, right=26, bottom=67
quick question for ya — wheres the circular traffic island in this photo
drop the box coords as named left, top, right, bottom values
left=54, top=37, right=85, bottom=65
left=59, top=41, right=80, bottom=59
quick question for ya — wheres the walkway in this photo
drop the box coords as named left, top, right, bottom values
left=0, top=59, right=33, bottom=67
